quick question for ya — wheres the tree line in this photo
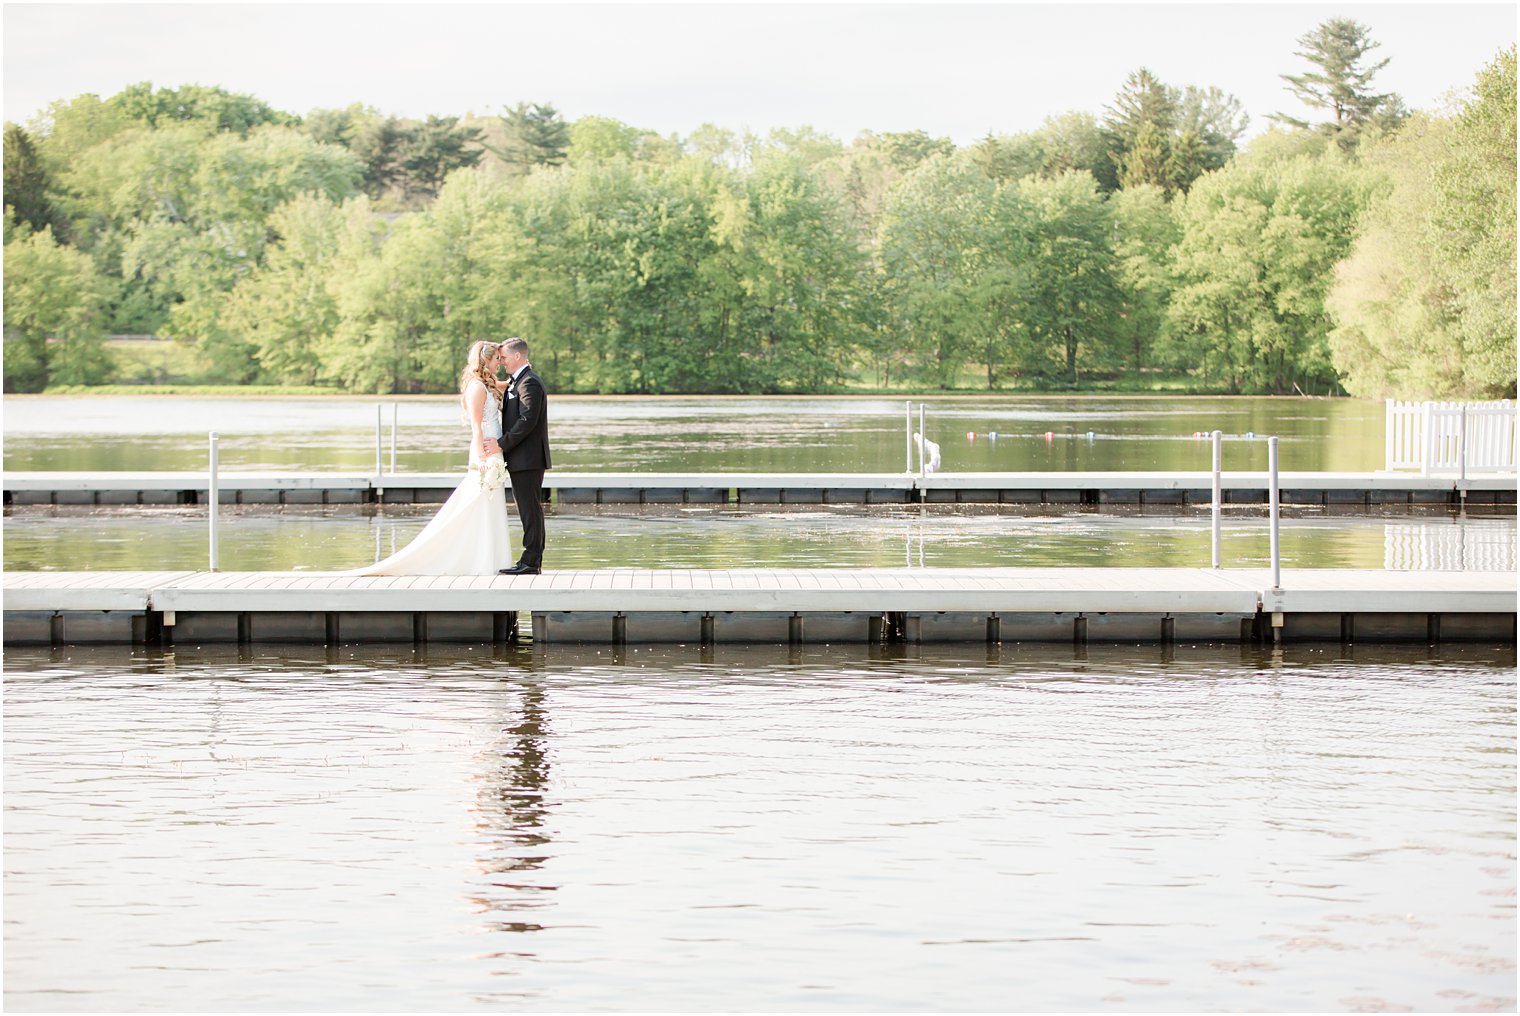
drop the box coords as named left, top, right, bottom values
left=3, top=21, right=1514, bottom=399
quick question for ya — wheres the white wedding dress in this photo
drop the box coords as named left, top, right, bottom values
left=355, top=380, right=514, bottom=575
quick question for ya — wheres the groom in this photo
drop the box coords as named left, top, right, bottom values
left=488, top=336, right=551, bottom=575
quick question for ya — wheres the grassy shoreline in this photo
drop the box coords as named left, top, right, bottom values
left=31, top=381, right=1328, bottom=399
left=23, top=388, right=1335, bottom=400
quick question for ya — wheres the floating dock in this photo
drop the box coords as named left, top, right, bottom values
left=3, top=469, right=1515, bottom=508
left=5, top=567, right=1513, bottom=646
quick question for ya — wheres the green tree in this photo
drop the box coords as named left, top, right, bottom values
left=1326, top=113, right=1460, bottom=397
left=568, top=115, right=679, bottom=165
left=108, top=81, right=296, bottom=135
left=857, top=129, right=956, bottom=171
left=1118, top=119, right=1171, bottom=192
left=1015, top=172, right=1124, bottom=383
left=970, top=114, right=1118, bottom=190
left=221, top=193, right=380, bottom=384
left=1273, top=18, right=1406, bottom=151
left=397, top=115, right=484, bottom=202
left=1110, top=184, right=1179, bottom=369
left=3, top=226, right=115, bottom=390
left=763, top=126, right=846, bottom=167
left=1431, top=46, right=1517, bottom=397
left=326, top=171, right=524, bottom=392
left=1167, top=145, right=1374, bottom=393
left=877, top=153, right=1001, bottom=387
left=59, top=122, right=363, bottom=376
left=877, top=153, right=1044, bottom=388
left=304, top=104, right=410, bottom=199
left=4, top=123, right=60, bottom=236
left=1329, top=47, right=1517, bottom=398
left=1176, top=85, right=1250, bottom=172
left=489, top=102, right=570, bottom=172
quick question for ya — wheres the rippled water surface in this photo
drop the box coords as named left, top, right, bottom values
left=5, top=504, right=1516, bottom=573
left=5, top=644, right=1514, bottom=1012
left=2, top=394, right=1386, bottom=473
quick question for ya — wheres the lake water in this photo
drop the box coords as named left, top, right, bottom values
left=2, top=394, right=1388, bottom=473
left=4, top=396, right=1514, bottom=1012
left=4, top=503, right=1516, bottom=573
left=4, top=394, right=1511, bottom=574
left=4, top=643, right=1514, bottom=1012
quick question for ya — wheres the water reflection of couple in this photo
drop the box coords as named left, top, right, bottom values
left=359, top=338, right=551, bottom=576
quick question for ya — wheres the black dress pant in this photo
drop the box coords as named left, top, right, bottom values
left=508, top=468, right=546, bottom=568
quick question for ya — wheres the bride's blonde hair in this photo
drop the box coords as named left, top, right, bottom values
left=458, top=341, right=500, bottom=396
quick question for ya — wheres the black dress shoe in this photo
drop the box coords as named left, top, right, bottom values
left=499, top=564, right=541, bottom=575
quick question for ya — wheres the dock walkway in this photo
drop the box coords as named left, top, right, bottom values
left=6, top=567, right=1513, bottom=646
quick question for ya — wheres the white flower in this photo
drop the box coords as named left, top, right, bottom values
left=476, top=457, right=507, bottom=492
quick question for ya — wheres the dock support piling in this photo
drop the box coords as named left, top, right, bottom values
left=788, top=613, right=803, bottom=648
left=1074, top=615, right=1088, bottom=646
left=493, top=612, right=515, bottom=645
left=701, top=613, right=715, bottom=648
left=986, top=613, right=1001, bottom=645
left=612, top=613, right=626, bottom=646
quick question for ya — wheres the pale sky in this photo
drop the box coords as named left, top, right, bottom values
left=4, top=2, right=1514, bottom=145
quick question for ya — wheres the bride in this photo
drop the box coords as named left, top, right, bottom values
left=355, top=341, right=514, bottom=575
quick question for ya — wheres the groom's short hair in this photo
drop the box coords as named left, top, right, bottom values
left=502, top=337, right=529, bottom=358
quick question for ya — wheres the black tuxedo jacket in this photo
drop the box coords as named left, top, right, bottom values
left=501, top=366, right=552, bottom=472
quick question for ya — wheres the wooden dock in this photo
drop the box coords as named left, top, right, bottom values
left=5, top=567, right=1513, bottom=646
left=3, top=469, right=1515, bottom=508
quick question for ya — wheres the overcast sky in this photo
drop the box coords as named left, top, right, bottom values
left=4, top=2, right=1514, bottom=144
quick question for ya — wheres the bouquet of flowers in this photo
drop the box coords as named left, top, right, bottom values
left=475, top=457, right=508, bottom=493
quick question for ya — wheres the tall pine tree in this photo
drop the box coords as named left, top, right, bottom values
left=3, top=123, right=60, bottom=236
left=1273, top=18, right=1407, bottom=151
left=489, top=102, right=570, bottom=172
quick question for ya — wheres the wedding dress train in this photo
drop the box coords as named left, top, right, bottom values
left=354, top=381, right=514, bottom=576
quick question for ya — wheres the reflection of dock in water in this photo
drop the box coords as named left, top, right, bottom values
left=4, top=470, right=1515, bottom=508
left=6, top=567, right=1514, bottom=646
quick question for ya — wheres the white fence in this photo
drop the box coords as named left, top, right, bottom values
left=1385, top=400, right=1516, bottom=475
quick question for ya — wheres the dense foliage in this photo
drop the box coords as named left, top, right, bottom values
left=3, top=32, right=1514, bottom=398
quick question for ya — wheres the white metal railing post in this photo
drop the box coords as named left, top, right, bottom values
left=1211, top=430, right=1222, bottom=569
left=375, top=403, right=384, bottom=477
left=919, top=402, right=927, bottom=481
left=905, top=401, right=912, bottom=473
left=208, top=431, right=219, bottom=572
left=1268, top=436, right=1281, bottom=591
left=390, top=403, right=398, bottom=474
